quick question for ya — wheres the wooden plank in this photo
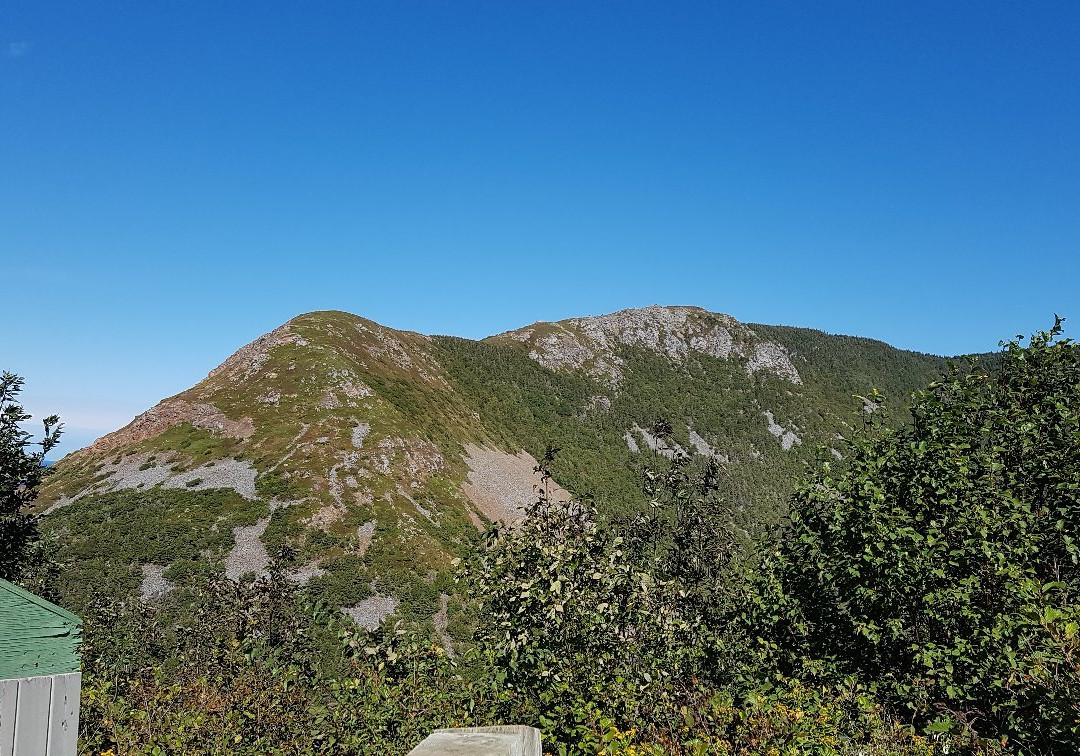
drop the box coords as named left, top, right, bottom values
left=0, top=678, right=18, bottom=756
left=46, top=673, right=80, bottom=755
left=12, top=675, right=51, bottom=755
left=410, top=726, right=542, bottom=756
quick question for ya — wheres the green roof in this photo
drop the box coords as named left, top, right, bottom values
left=0, top=579, right=81, bottom=679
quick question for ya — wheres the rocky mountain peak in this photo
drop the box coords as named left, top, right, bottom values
left=490, top=305, right=803, bottom=385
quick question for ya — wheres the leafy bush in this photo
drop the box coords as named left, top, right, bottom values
left=762, top=320, right=1080, bottom=751
left=78, top=451, right=958, bottom=754
left=79, top=551, right=505, bottom=754
left=460, top=447, right=967, bottom=754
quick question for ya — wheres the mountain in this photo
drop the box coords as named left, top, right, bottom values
left=39, top=306, right=948, bottom=635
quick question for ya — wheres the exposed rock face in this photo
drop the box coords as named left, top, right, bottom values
left=764, top=411, right=802, bottom=451
left=629, top=424, right=687, bottom=458
left=86, top=399, right=254, bottom=456
left=494, top=305, right=801, bottom=385
left=688, top=428, right=729, bottom=461
left=371, top=436, right=446, bottom=481
left=207, top=323, right=309, bottom=382
left=351, top=423, right=371, bottom=448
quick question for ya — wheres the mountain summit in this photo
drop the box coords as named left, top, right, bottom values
left=40, top=306, right=946, bottom=632
left=492, top=305, right=802, bottom=384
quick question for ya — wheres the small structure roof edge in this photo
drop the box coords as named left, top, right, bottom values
left=0, top=579, right=81, bottom=625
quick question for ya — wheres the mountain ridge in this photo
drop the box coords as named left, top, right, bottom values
left=40, top=305, right=952, bottom=635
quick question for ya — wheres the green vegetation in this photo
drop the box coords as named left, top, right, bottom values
left=749, top=324, right=949, bottom=408
left=432, top=327, right=943, bottom=533
left=1, top=371, right=61, bottom=589
left=27, top=310, right=1076, bottom=751
left=760, top=319, right=1080, bottom=751
left=146, top=422, right=243, bottom=463
left=37, top=310, right=946, bottom=623
left=43, top=488, right=266, bottom=608
left=69, top=321, right=1080, bottom=753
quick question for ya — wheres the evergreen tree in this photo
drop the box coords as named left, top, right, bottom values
left=0, top=371, right=62, bottom=584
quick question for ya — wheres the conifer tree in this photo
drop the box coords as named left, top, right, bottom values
left=0, top=371, right=62, bottom=583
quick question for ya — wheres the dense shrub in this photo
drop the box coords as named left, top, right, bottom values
left=461, top=447, right=977, bottom=754
left=79, top=551, right=505, bottom=754
left=761, top=320, right=1080, bottom=751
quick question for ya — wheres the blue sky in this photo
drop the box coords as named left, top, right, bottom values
left=3, top=1, right=1078, bottom=455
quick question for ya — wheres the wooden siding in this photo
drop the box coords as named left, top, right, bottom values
left=0, top=672, right=80, bottom=756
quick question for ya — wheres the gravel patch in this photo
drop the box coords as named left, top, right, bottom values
left=461, top=444, right=570, bottom=525
left=225, top=517, right=270, bottom=580
left=763, top=411, right=801, bottom=451
left=342, top=594, right=398, bottom=630
left=433, top=592, right=453, bottom=654
left=352, top=423, right=371, bottom=448
left=162, top=459, right=257, bottom=498
left=286, top=563, right=326, bottom=585
left=140, top=564, right=175, bottom=600
left=357, top=520, right=376, bottom=554
left=79, top=452, right=259, bottom=500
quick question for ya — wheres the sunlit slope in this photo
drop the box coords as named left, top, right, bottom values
left=41, top=306, right=947, bottom=633
left=41, top=311, right=494, bottom=630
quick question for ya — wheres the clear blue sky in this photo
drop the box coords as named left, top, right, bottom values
left=3, top=1, right=1078, bottom=455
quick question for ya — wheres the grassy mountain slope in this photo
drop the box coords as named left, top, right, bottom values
left=39, top=306, right=949, bottom=636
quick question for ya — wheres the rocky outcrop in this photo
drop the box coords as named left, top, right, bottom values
left=494, top=305, right=802, bottom=385
left=85, top=399, right=254, bottom=456
left=764, top=411, right=802, bottom=451
left=207, top=323, right=309, bottom=382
